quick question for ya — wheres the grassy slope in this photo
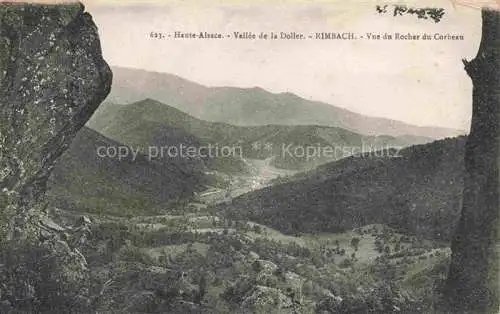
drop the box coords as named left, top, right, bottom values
left=74, top=205, right=448, bottom=313
left=47, top=127, right=212, bottom=217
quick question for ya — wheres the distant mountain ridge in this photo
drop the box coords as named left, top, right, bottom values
left=105, top=66, right=465, bottom=139
left=87, top=99, right=433, bottom=170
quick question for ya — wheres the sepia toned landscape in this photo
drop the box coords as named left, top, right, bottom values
left=0, top=1, right=498, bottom=314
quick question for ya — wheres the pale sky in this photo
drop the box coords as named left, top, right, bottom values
left=84, top=0, right=487, bottom=130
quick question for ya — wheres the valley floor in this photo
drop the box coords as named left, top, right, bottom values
left=39, top=152, right=456, bottom=313
left=198, top=157, right=297, bottom=204
left=49, top=198, right=450, bottom=313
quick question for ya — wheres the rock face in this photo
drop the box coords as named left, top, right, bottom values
left=445, top=9, right=499, bottom=314
left=0, top=2, right=112, bottom=239
left=0, top=3, right=111, bottom=312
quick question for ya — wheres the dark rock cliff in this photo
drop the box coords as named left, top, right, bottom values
left=0, top=3, right=112, bottom=312
left=445, top=9, right=499, bottom=314
left=0, top=2, right=112, bottom=239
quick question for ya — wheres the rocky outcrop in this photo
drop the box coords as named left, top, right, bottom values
left=0, top=2, right=112, bottom=239
left=0, top=2, right=112, bottom=312
left=445, top=9, right=499, bottom=314
left=241, top=285, right=294, bottom=312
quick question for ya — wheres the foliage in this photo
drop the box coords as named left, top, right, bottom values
left=376, top=5, right=445, bottom=23
left=223, top=137, right=466, bottom=242
left=350, top=237, right=360, bottom=251
left=0, top=240, right=91, bottom=314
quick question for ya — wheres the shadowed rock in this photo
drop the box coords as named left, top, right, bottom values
left=0, top=3, right=111, bottom=312
left=0, top=2, right=112, bottom=239
left=445, top=9, right=499, bottom=314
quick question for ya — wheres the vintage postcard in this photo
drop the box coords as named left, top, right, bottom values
left=0, top=0, right=498, bottom=313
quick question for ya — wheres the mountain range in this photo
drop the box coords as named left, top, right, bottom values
left=50, top=68, right=468, bottom=240
left=105, top=66, right=464, bottom=139
left=86, top=98, right=433, bottom=170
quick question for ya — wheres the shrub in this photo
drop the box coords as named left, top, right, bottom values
left=0, top=240, right=91, bottom=313
left=253, top=225, right=262, bottom=234
left=339, top=258, right=353, bottom=268
left=350, top=237, right=360, bottom=251
left=384, top=245, right=391, bottom=255
left=118, top=246, right=155, bottom=265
